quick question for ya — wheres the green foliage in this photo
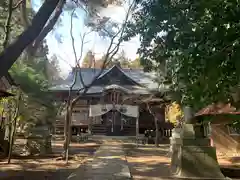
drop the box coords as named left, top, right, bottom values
left=8, top=47, right=61, bottom=128
left=0, top=0, right=61, bottom=131
left=126, top=0, right=240, bottom=112
left=0, top=0, right=29, bottom=51
left=0, top=1, right=64, bottom=138
left=166, top=102, right=183, bottom=126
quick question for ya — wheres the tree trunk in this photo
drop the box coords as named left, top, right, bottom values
left=29, top=0, right=66, bottom=55
left=0, top=110, right=5, bottom=128
left=154, top=117, right=159, bottom=147
left=63, top=69, right=77, bottom=162
left=8, top=91, right=21, bottom=164
left=63, top=102, right=73, bottom=163
left=20, top=0, right=29, bottom=28
left=0, top=0, right=60, bottom=78
left=63, top=99, right=70, bottom=159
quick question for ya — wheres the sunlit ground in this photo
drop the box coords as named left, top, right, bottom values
left=124, top=143, right=171, bottom=180
left=124, top=143, right=240, bottom=180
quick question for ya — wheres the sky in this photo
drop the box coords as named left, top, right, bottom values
left=32, top=0, right=140, bottom=76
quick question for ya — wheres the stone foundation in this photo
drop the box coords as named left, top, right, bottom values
left=170, top=124, right=227, bottom=179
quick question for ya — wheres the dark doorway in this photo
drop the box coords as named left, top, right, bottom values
left=105, top=110, right=123, bottom=136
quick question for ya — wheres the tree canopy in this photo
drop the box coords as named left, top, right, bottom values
left=0, top=0, right=62, bottom=132
left=126, top=0, right=240, bottom=112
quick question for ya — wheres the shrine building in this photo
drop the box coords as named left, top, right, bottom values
left=49, top=63, right=172, bottom=136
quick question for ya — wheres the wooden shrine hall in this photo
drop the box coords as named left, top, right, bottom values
left=49, top=63, right=172, bottom=136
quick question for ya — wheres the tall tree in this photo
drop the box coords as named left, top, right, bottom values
left=81, top=50, right=95, bottom=68
left=125, top=0, right=240, bottom=113
left=0, top=0, right=126, bottom=78
left=130, top=57, right=141, bottom=68
left=46, top=54, right=61, bottom=82
left=63, top=1, right=137, bottom=162
left=0, top=0, right=60, bottom=78
left=85, top=52, right=142, bottom=69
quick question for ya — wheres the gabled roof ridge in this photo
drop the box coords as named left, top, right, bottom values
left=73, top=66, right=144, bottom=71
left=97, top=65, right=116, bottom=78
left=97, top=65, right=143, bottom=87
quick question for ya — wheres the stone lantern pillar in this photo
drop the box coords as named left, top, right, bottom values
left=170, top=106, right=227, bottom=179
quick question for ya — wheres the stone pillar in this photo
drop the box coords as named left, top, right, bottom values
left=170, top=107, right=227, bottom=179
left=88, top=117, right=92, bottom=134
left=183, top=106, right=194, bottom=123
left=170, top=127, right=182, bottom=173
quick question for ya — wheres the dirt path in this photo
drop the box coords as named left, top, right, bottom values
left=68, top=139, right=131, bottom=180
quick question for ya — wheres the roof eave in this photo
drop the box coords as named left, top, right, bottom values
left=0, top=89, right=15, bottom=97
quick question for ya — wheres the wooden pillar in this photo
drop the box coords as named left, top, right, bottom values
left=4, top=103, right=10, bottom=141
left=136, top=115, right=139, bottom=147
left=120, top=113, right=123, bottom=130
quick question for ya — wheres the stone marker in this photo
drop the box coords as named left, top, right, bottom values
left=170, top=106, right=227, bottom=179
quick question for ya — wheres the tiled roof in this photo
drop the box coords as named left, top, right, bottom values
left=49, top=65, right=169, bottom=94
left=195, top=103, right=240, bottom=116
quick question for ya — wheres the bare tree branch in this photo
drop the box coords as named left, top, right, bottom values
left=108, top=1, right=135, bottom=57
left=63, top=8, right=93, bottom=162
left=58, top=55, right=74, bottom=68
left=72, top=0, right=137, bottom=100
left=70, top=9, right=78, bottom=65
left=62, top=0, right=138, bottom=162
left=70, top=9, right=91, bottom=88
left=12, top=0, right=23, bottom=10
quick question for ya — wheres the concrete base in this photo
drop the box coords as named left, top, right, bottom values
left=170, top=124, right=227, bottom=179
left=171, top=145, right=226, bottom=179
left=172, top=177, right=230, bottom=180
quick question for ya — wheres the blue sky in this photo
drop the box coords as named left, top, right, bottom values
left=32, top=0, right=140, bottom=76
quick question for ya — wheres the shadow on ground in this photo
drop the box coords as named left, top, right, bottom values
left=124, top=143, right=240, bottom=180
left=124, top=143, right=171, bottom=180
left=0, top=140, right=101, bottom=180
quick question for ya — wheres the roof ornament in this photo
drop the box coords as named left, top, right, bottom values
left=113, top=60, right=121, bottom=67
